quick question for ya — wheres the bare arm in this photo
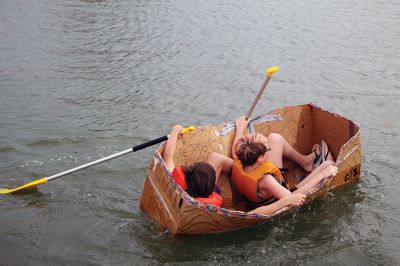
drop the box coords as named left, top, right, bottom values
left=294, top=163, right=338, bottom=194
left=162, top=125, right=183, bottom=172
left=248, top=193, right=305, bottom=215
left=258, top=174, right=292, bottom=199
left=232, top=116, right=248, bottom=160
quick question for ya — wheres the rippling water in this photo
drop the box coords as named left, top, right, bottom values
left=1, top=0, right=399, bottom=264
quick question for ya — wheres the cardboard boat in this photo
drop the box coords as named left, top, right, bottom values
left=140, top=104, right=361, bottom=235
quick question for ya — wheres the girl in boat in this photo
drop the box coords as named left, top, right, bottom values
left=231, top=116, right=338, bottom=214
left=162, top=124, right=309, bottom=213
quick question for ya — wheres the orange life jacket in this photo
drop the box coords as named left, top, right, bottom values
left=172, top=167, right=223, bottom=207
left=231, top=159, right=285, bottom=203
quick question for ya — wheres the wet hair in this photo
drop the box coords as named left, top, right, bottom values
left=236, top=133, right=268, bottom=167
left=184, top=162, right=216, bottom=198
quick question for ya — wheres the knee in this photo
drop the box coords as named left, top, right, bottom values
left=208, top=152, right=222, bottom=162
left=267, top=133, right=283, bottom=144
left=208, top=152, right=232, bottom=166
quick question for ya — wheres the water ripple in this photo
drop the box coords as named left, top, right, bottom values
left=1, top=0, right=400, bottom=264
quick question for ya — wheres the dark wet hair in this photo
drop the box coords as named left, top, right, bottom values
left=184, top=162, right=216, bottom=198
left=236, top=134, right=268, bottom=167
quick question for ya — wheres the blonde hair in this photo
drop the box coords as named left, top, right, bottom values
left=235, top=133, right=268, bottom=166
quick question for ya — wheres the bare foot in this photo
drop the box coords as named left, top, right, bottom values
left=304, top=144, right=321, bottom=172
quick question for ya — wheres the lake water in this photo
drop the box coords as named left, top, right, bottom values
left=1, top=0, right=399, bottom=264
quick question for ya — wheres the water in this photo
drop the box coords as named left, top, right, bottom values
left=0, top=0, right=399, bottom=264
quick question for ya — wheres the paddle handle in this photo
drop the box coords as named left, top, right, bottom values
left=245, top=76, right=271, bottom=119
left=132, top=135, right=168, bottom=151
left=47, top=135, right=169, bottom=181
left=245, top=66, right=280, bottom=120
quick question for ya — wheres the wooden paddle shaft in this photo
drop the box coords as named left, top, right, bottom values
left=245, top=75, right=272, bottom=119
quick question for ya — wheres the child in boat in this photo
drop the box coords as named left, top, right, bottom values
left=163, top=124, right=308, bottom=214
left=231, top=116, right=338, bottom=211
left=162, top=125, right=232, bottom=207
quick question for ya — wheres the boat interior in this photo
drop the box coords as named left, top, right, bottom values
left=169, top=104, right=359, bottom=212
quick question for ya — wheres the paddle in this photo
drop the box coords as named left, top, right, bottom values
left=0, top=126, right=196, bottom=195
left=245, top=66, right=280, bottom=119
left=1, top=66, right=280, bottom=195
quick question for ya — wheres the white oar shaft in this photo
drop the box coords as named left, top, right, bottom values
left=1, top=135, right=171, bottom=194
left=46, top=148, right=133, bottom=181
left=45, top=135, right=170, bottom=182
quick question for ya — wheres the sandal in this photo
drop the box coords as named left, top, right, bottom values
left=321, top=140, right=331, bottom=163
left=312, top=144, right=323, bottom=170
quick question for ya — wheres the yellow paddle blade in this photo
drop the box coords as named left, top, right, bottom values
left=0, top=177, right=47, bottom=195
left=266, top=66, right=280, bottom=77
left=180, top=126, right=196, bottom=134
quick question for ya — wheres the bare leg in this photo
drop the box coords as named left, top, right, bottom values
left=206, top=152, right=233, bottom=180
left=294, top=160, right=336, bottom=194
left=267, top=133, right=317, bottom=172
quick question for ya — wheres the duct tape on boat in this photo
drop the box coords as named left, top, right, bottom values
left=336, top=144, right=361, bottom=165
left=248, top=114, right=283, bottom=133
left=153, top=153, right=162, bottom=172
left=152, top=157, right=158, bottom=171
left=218, top=114, right=283, bottom=136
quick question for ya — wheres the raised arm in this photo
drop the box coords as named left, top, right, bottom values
left=162, top=125, right=183, bottom=172
left=231, top=116, right=248, bottom=160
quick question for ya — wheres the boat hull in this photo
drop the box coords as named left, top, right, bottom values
left=140, top=104, right=361, bottom=235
